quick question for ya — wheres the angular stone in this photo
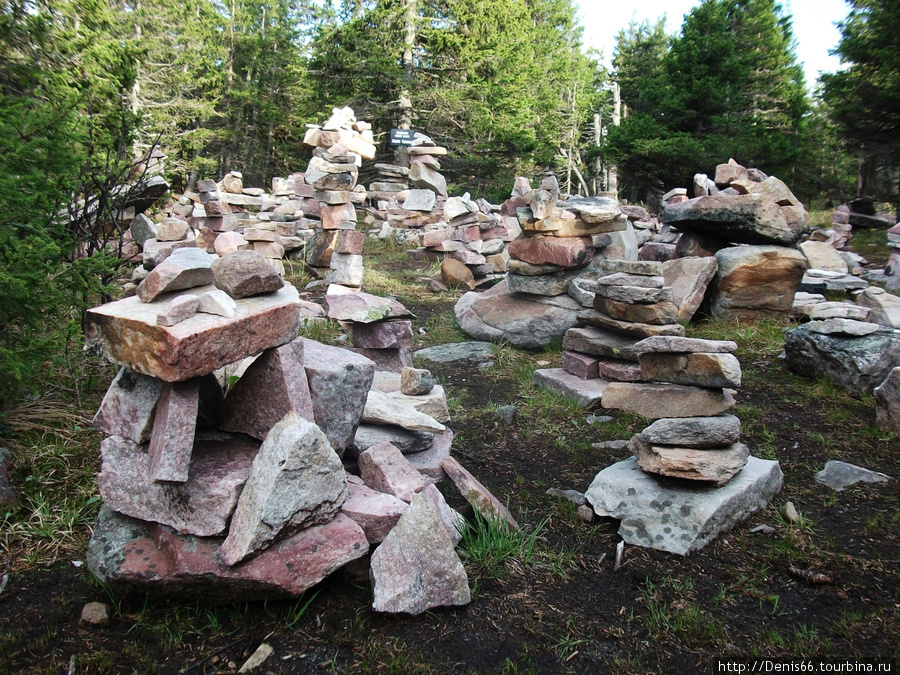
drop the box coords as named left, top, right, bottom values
left=506, top=268, right=581, bottom=296
left=630, top=435, right=749, bottom=486
left=639, top=352, right=742, bottom=388
left=577, top=310, right=686, bottom=338
left=594, top=272, right=665, bottom=289
left=220, top=413, right=348, bottom=565
left=597, top=358, right=643, bottom=382
left=363, top=389, right=445, bottom=433
left=806, top=318, right=881, bottom=336
left=98, top=433, right=257, bottom=536
left=586, top=456, right=783, bottom=555
left=533, top=368, right=609, bottom=407
left=414, top=341, right=495, bottom=364
left=341, top=476, right=408, bottom=544
left=507, top=259, right=571, bottom=276
left=400, top=367, right=434, bottom=396
left=507, top=235, right=593, bottom=268
left=663, top=193, right=802, bottom=246
left=402, top=189, right=437, bottom=212
left=320, top=202, right=357, bottom=229
left=563, top=196, right=621, bottom=223
left=85, top=284, right=306, bottom=382
left=674, top=231, right=729, bottom=258
left=323, top=292, right=413, bottom=324
left=592, top=283, right=673, bottom=305
left=594, top=297, right=680, bottom=325
left=156, top=218, right=190, bottom=242
left=857, top=287, right=900, bottom=329
left=633, top=336, right=737, bottom=354
left=705, top=245, right=807, bottom=320
left=370, top=492, right=470, bottom=615
left=348, top=346, right=412, bottom=372
left=351, top=424, right=434, bottom=458
left=136, top=248, right=215, bottom=303
left=220, top=339, right=314, bottom=441
left=353, top=320, right=413, bottom=350
left=602, top=382, right=736, bottom=419
left=211, top=250, right=284, bottom=299
left=595, top=260, right=662, bottom=276
left=568, top=277, right=596, bottom=307
left=156, top=294, right=199, bottom=326
left=387, top=385, right=448, bottom=424
left=784, top=324, right=900, bottom=396
left=814, top=460, right=892, bottom=491
left=807, top=302, right=870, bottom=321
left=420, top=483, right=464, bottom=545
left=130, top=213, right=159, bottom=247
left=300, top=339, right=375, bottom=454
left=640, top=415, right=741, bottom=448
left=358, top=442, right=427, bottom=502
left=251, top=240, right=285, bottom=259
left=334, top=229, right=365, bottom=255
left=93, top=368, right=163, bottom=444
left=799, top=240, right=848, bottom=273
left=409, top=163, right=447, bottom=197
left=142, top=237, right=199, bottom=270
left=405, top=429, right=454, bottom=481
left=441, top=457, right=519, bottom=529
left=662, top=256, right=719, bottom=323
left=562, top=351, right=599, bottom=379
left=454, top=280, right=581, bottom=348
left=534, top=213, right=628, bottom=238
left=326, top=253, right=363, bottom=287
left=562, top=326, right=640, bottom=361
left=198, top=289, right=237, bottom=318
left=147, top=379, right=200, bottom=483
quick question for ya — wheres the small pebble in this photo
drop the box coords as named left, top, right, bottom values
left=576, top=505, right=595, bottom=523
left=80, top=602, right=110, bottom=625
left=586, top=415, right=613, bottom=425
left=496, top=405, right=517, bottom=426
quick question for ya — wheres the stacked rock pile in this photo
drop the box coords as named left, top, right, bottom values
left=324, top=291, right=416, bottom=371
left=83, top=261, right=513, bottom=613
left=302, top=107, right=374, bottom=291
left=583, top=334, right=783, bottom=556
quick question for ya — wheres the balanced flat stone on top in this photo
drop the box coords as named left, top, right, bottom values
left=533, top=368, right=609, bottom=408
left=220, top=412, right=348, bottom=566
left=220, top=338, right=315, bottom=441
left=84, top=284, right=306, bottom=382
left=562, top=326, right=641, bottom=361
left=136, top=248, right=215, bottom=303
left=585, top=456, right=783, bottom=555
left=638, top=352, right=742, bottom=388
left=602, top=382, right=736, bottom=419
left=629, top=435, right=750, bottom=486
left=577, top=310, right=686, bottom=338
left=633, top=336, right=737, bottom=355
left=211, top=249, right=284, bottom=298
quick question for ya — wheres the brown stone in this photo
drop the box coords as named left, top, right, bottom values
left=441, top=258, right=476, bottom=290
left=638, top=352, right=742, bottom=388
left=593, top=297, right=680, bottom=325
left=630, top=435, right=750, bottom=486
left=352, top=320, right=413, bottom=350
left=321, top=202, right=357, bottom=229
left=577, top=310, right=686, bottom=338
left=507, top=235, right=593, bottom=268
left=661, top=256, right=719, bottom=322
left=602, top=382, right=736, bottom=419
left=136, top=249, right=215, bottom=303
left=562, top=326, right=641, bottom=361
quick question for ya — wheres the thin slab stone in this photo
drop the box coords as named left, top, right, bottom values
left=638, top=352, right=742, bottom=388
left=562, top=326, right=641, bottom=361
left=363, top=390, right=445, bottom=433
left=370, top=492, right=470, bottom=615
left=506, top=269, right=582, bottom=296
left=147, top=379, right=200, bottom=483
left=323, top=292, right=414, bottom=323
left=85, top=285, right=306, bottom=382
left=98, top=433, right=258, bottom=536
left=814, top=460, right=892, bottom=491
left=602, top=382, right=736, bottom=419
left=507, top=235, right=593, bottom=268
left=157, top=294, right=199, bottom=326
left=414, top=341, right=494, bottom=364
left=808, top=302, right=870, bottom=321
left=351, top=424, right=434, bottom=458
left=136, top=248, right=215, bottom=303
left=562, top=351, right=600, bottom=379
left=633, top=336, right=737, bottom=355
left=875, top=367, right=900, bottom=434
left=577, top=310, right=686, bottom=338
left=441, top=457, right=519, bottom=529
left=358, top=442, right=427, bottom=503
left=387, top=385, right=449, bottom=424
left=533, top=368, right=609, bottom=408
left=592, top=284, right=674, bottom=305
left=806, top=318, right=881, bottom=336
left=595, top=259, right=662, bottom=276
left=220, top=412, right=348, bottom=565
left=341, top=477, right=408, bottom=544
left=640, top=415, right=741, bottom=448
left=594, top=273, right=665, bottom=288
left=630, top=435, right=750, bottom=486
left=92, top=368, right=163, bottom=444
left=598, top=358, right=644, bottom=382
left=352, top=320, right=413, bottom=349
left=220, top=338, right=315, bottom=441
left=594, top=297, right=680, bottom=325
left=661, top=256, right=719, bottom=323
left=585, top=456, right=783, bottom=555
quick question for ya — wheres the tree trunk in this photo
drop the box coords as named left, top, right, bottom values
left=395, top=0, right=416, bottom=167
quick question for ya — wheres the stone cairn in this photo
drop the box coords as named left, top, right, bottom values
left=302, top=106, right=375, bottom=291
left=582, top=333, right=783, bottom=556
left=83, top=254, right=515, bottom=614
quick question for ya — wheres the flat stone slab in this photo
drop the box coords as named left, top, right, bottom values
left=602, top=382, right=736, bottom=419
left=363, top=390, right=445, bottom=433
left=414, top=341, right=495, bottom=364
left=533, top=368, right=609, bottom=408
left=640, top=415, right=741, bottom=448
left=323, top=292, right=414, bottom=323
left=85, top=285, right=307, bottom=382
left=562, top=326, right=640, bottom=361
left=633, top=336, right=737, bottom=355
left=442, top=457, right=519, bottom=530
left=585, top=456, right=783, bottom=555
left=813, top=460, right=892, bottom=491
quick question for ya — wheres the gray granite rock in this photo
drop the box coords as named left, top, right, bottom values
left=414, top=341, right=494, bottom=364
left=136, top=248, right=215, bottom=303
left=633, top=336, right=737, bottom=354
left=638, top=352, right=742, bottom=388
left=602, top=382, right=736, bottom=419
left=640, top=415, right=741, bottom=448
left=814, top=460, right=892, bottom=491
left=211, top=250, right=284, bottom=299
left=585, top=456, right=783, bottom=555
left=630, top=435, right=750, bottom=486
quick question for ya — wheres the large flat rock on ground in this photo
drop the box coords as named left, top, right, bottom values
left=85, top=285, right=313, bottom=381
left=585, top=456, right=783, bottom=555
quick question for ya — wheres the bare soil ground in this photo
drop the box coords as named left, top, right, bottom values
left=1, top=240, right=898, bottom=674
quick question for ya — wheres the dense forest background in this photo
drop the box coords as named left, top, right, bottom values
left=1, top=0, right=899, bottom=405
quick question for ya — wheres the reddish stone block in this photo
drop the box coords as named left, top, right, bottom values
left=507, top=235, right=593, bottom=268
left=148, top=379, right=200, bottom=483
left=352, top=320, right=413, bottom=349
left=561, top=351, right=600, bottom=380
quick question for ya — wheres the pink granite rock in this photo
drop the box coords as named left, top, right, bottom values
left=136, top=248, right=215, bottom=303
left=358, top=442, right=427, bottom=503
left=323, top=292, right=413, bottom=324
left=220, top=338, right=315, bottom=441
left=334, top=229, right=365, bottom=255
left=405, top=429, right=453, bottom=481
left=661, top=256, right=719, bottom=323
left=420, top=483, right=464, bottom=545
left=213, top=231, right=248, bottom=256
left=212, top=250, right=284, bottom=298
left=98, top=433, right=258, bottom=536
left=597, top=358, right=644, bottom=382
left=441, top=456, right=519, bottom=529
left=370, top=492, right=469, bottom=615
left=142, top=237, right=198, bottom=269
left=507, top=235, right=593, bottom=268
left=92, top=368, right=162, bottom=444
left=300, top=338, right=376, bottom=454
left=220, top=412, right=348, bottom=566
left=340, top=478, right=408, bottom=543
left=320, top=202, right=357, bottom=229
left=562, top=351, right=599, bottom=379
left=147, top=379, right=200, bottom=483
left=352, top=320, right=413, bottom=349
left=84, top=284, right=305, bottom=382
